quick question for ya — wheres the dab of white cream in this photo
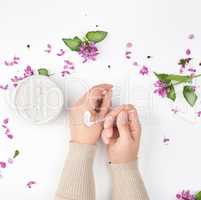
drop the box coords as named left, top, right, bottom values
left=83, top=110, right=106, bottom=127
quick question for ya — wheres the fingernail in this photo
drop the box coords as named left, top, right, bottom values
left=118, top=111, right=128, bottom=125
left=102, top=90, right=107, bottom=95
left=104, top=116, right=113, bottom=128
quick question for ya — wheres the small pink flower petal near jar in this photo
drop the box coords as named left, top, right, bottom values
left=0, top=162, right=6, bottom=168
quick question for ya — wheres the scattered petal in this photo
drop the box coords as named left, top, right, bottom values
left=3, top=118, right=9, bottom=124
left=186, top=49, right=191, bottom=55
left=61, top=60, right=75, bottom=77
left=44, top=44, right=52, bottom=53
left=126, top=42, right=133, bottom=48
left=27, top=181, right=36, bottom=189
left=0, top=162, right=6, bottom=169
left=56, top=49, right=65, bottom=56
left=139, top=66, right=149, bottom=75
left=0, top=84, right=9, bottom=90
left=163, top=137, right=170, bottom=145
left=188, top=34, right=195, bottom=39
left=8, top=158, right=14, bottom=164
left=132, top=61, right=138, bottom=66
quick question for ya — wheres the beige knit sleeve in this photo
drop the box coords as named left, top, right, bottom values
left=55, top=143, right=96, bottom=200
left=110, top=160, right=149, bottom=200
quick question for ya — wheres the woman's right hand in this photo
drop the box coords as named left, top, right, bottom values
left=101, top=105, right=141, bottom=164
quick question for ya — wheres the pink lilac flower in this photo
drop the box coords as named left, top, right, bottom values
left=186, top=49, right=191, bottom=55
left=78, top=42, right=99, bottom=63
left=27, top=181, right=36, bottom=189
left=3, top=118, right=9, bottom=124
left=163, top=137, right=170, bottom=145
left=197, top=111, right=201, bottom=117
left=176, top=190, right=195, bottom=200
left=125, top=51, right=132, bottom=59
left=132, top=61, right=138, bottom=66
left=0, top=162, right=6, bottom=169
left=8, top=158, right=13, bottom=164
left=139, top=66, right=149, bottom=75
left=56, top=49, right=65, bottom=56
left=0, top=84, right=9, bottom=90
left=44, top=44, right=52, bottom=53
left=4, top=56, right=20, bottom=66
left=126, top=42, right=133, bottom=48
left=154, top=80, right=168, bottom=97
left=61, top=60, right=75, bottom=77
left=171, top=107, right=179, bottom=114
left=188, top=68, right=196, bottom=73
left=188, top=34, right=195, bottom=39
left=11, top=66, right=34, bottom=87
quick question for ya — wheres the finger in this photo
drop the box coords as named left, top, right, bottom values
left=101, top=132, right=110, bottom=144
left=116, top=111, right=131, bottom=139
left=102, top=128, right=113, bottom=138
left=128, top=108, right=141, bottom=141
left=103, top=104, right=133, bottom=129
left=99, top=89, right=112, bottom=117
left=87, top=84, right=113, bottom=112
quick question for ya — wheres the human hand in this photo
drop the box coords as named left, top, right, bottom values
left=69, top=84, right=113, bottom=145
left=101, top=105, right=141, bottom=163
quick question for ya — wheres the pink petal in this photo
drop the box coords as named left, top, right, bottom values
left=186, top=49, right=191, bottom=55
left=0, top=162, right=6, bottom=169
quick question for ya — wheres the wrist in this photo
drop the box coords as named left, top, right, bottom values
left=68, top=142, right=96, bottom=162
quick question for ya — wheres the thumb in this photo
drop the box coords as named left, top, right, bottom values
left=116, top=111, right=130, bottom=139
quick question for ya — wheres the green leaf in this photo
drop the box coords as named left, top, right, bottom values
left=62, top=37, right=82, bottom=51
left=154, top=72, right=169, bottom=82
left=86, top=31, right=108, bottom=43
left=154, top=72, right=192, bottom=83
left=13, top=150, right=20, bottom=159
left=195, top=191, right=201, bottom=200
left=167, top=84, right=176, bottom=101
left=183, top=86, right=198, bottom=107
left=167, top=74, right=191, bottom=83
left=38, top=68, right=49, bottom=76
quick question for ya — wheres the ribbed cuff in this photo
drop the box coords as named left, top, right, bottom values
left=68, top=142, right=96, bottom=162
left=55, top=143, right=96, bottom=200
left=110, top=160, right=149, bottom=200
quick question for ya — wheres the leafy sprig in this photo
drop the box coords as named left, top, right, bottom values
left=154, top=72, right=201, bottom=106
left=62, top=31, right=108, bottom=51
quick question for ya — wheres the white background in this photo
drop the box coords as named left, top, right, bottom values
left=0, top=0, right=201, bottom=199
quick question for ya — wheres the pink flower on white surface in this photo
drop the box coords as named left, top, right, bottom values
left=176, top=190, right=195, bottom=200
left=154, top=80, right=168, bottom=97
left=44, top=44, right=52, bottom=53
left=188, top=68, right=196, bottom=73
left=186, top=49, right=191, bottom=55
left=27, top=181, right=36, bottom=189
left=139, top=66, right=149, bottom=75
left=0, top=84, right=9, bottom=90
left=8, top=158, right=14, bottom=164
left=188, top=34, right=195, bottom=39
left=4, top=56, right=20, bottom=66
left=163, top=137, right=170, bottom=145
left=0, top=162, right=6, bottom=169
left=132, top=61, right=138, bottom=66
left=197, top=111, right=201, bottom=117
left=78, top=42, right=99, bottom=63
left=126, top=42, right=133, bottom=48
left=56, top=49, right=65, bottom=56
left=61, top=60, right=75, bottom=77
left=125, top=51, right=132, bottom=59
left=11, top=65, right=34, bottom=87
left=3, top=118, right=9, bottom=124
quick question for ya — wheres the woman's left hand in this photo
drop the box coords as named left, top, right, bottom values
left=69, top=84, right=113, bottom=145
